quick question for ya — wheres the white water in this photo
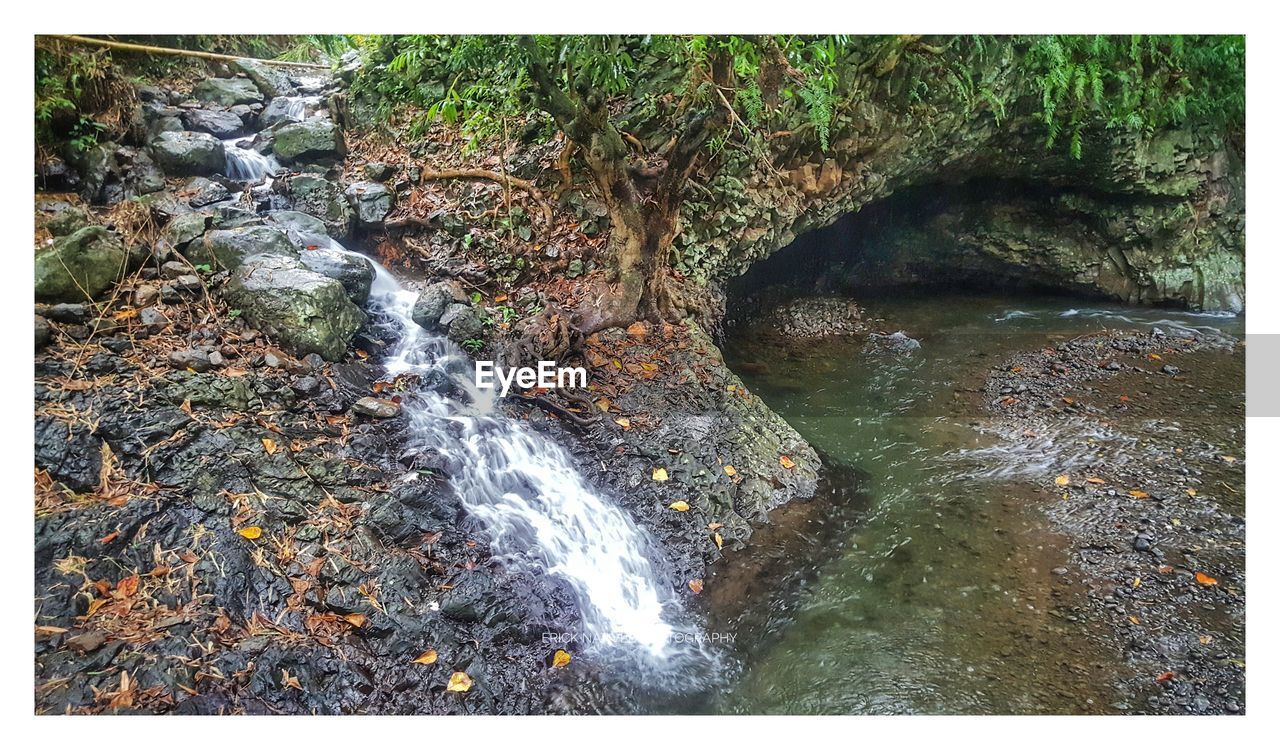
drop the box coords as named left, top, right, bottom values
left=328, top=241, right=705, bottom=672
left=223, top=138, right=280, bottom=183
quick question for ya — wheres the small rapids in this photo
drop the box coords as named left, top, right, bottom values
left=223, top=138, right=280, bottom=183
left=326, top=241, right=712, bottom=682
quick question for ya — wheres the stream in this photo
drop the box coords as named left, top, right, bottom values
left=697, top=292, right=1244, bottom=714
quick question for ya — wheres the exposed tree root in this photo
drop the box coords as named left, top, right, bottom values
left=417, top=168, right=553, bottom=225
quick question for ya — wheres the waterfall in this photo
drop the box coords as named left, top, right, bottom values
left=327, top=241, right=710, bottom=674
left=223, top=139, right=280, bottom=183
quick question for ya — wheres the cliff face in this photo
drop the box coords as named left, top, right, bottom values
left=671, top=39, right=1244, bottom=312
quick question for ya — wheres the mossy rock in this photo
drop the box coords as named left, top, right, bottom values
left=35, top=226, right=129, bottom=303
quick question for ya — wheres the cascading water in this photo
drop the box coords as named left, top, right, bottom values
left=223, top=138, right=280, bottom=183
left=325, top=240, right=710, bottom=678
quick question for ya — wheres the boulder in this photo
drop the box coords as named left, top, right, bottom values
left=364, top=162, right=395, bottom=181
left=181, top=109, right=245, bottom=139
left=225, top=254, right=367, bottom=361
left=259, top=97, right=312, bottom=128
left=232, top=59, right=295, bottom=98
left=192, top=77, right=263, bottom=107
left=344, top=181, right=394, bottom=227
left=35, top=196, right=93, bottom=237
left=150, top=131, right=226, bottom=176
left=411, top=280, right=467, bottom=330
left=267, top=210, right=329, bottom=239
left=439, top=303, right=483, bottom=344
left=352, top=397, right=400, bottom=419
left=279, top=173, right=352, bottom=238
left=192, top=226, right=297, bottom=271
left=299, top=246, right=374, bottom=305
left=186, top=177, right=231, bottom=208
left=163, top=212, right=213, bottom=251
left=34, top=226, right=129, bottom=302
left=272, top=118, right=344, bottom=164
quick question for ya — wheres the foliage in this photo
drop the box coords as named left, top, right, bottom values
left=35, top=43, right=119, bottom=154
left=1026, top=35, right=1245, bottom=158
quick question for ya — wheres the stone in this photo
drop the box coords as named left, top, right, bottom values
left=439, top=303, right=483, bottom=344
left=364, top=161, right=394, bottom=181
left=267, top=210, right=330, bottom=238
left=353, top=397, right=401, bottom=419
left=35, top=226, right=129, bottom=303
left=169, top=349, right=213, bottom=373
left=299, top=246, right=374, bottom=305
left=259, top=96, right=320, bottom=128
left=35, top=315, right=52, bottom=349
left=279, top=173, right=352, bottom=238
left=133, top=283, right=160, bottom=307
left=184, top=177, right=231, bottom=208
left=224, top=254, right=367, bottom=361
left=41, top=303, right=91, bottom=324
left=35, top=196, right=94, bottom=237
left=192, top=77, right=263, bottom=107
left=181, top=109, right=245, bottom=139
left=344, top=181, right=394, bottom=227
left=191, top=226, right=297, bottom=271
left=411, top=280, right=467, bottom=330
left=232, top=59, right=295, bottom=98
left=149, top=131, right=226, bottom=176
left=272, top=118, right=344, bottom=164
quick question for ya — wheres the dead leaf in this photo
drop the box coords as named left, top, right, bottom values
left=115, top=575, right=139, bottom=598
left=687, top=579, right=703, bottom=594
left=1129, top=489, right=1150, bottom=499
left=652, top=467, right=669, bottom=482
left=668, top=501, right=690, bottom=512
left=594, top=398, right=611, bottom=413
left=446, top=671, right=472, bottom=692
left=1155, top=671, right=1176, bottom=683
left=723, top=465, right=737, bottom=477
left=281, top=668, right=302, bottom=690
left=552, top=650, right=572, bottom=668
left=238, top=526, right=263, bottom=540
left=261, top=437, right=277, bottom=455
left=615, top=417, right=631, bottom=430
left=713, top=532, right=723, bottom=550
left=779, top=455, right=796, bottom=470
left=1054, top=475, right=1070, bottom=487
left=1186, top=488, right=1198, bottom=497
left=625, top=322, right=648, bottom=338
left=1086, top=477, right=1105, bottom=485
left=343, top=613, right=368, bottom=628
left=1195, top=571, right=1219, bottom=586
left=412, top=649, right=438, bottom=665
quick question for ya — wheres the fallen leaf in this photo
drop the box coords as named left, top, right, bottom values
left=639, top=362, right=659, bottom=372
left=1133, top=577, right=1142, bottom=587
left=115, top=575, right=139, bottom=598
left=668, top=501, right=690, bottom=512
left=723, top=465, right=737, bottom=477
left=687, top=579, right=703, bottom=594
left=1054, top=475, right=1070, bottom=486
left=238, top=526, right=263, bottom=540
left=779, top=455, right=796, bottom=470
left=1155, top=671, right=1176, bottom=683
left=261, top=437, right=277, bottom=455
left=446, top=671, right=472, bottom=692
left=99, top=531, right=119, bottom=544
left=713, top=532, right=723, bottom=550
left=1129, top=489, right=1150, bottom=499
left=652, top=467, right=669, bottom=482
left=594, top=398, right=611, bottom=413
left=343, top=613, right=367, bottom=628
left=1129, top=615, right=1141, bottom=625
left=412, top=649, right=438, bottom=665
left=1148, top=353, right=1163, bottom=361
left=626, top=321, right=648, bottom=338
left=281, top=668, right=302, bottom=690
left=1158, top=565, right=1174, bottom=574
left=1186, top=489, right=1198, bottom=497
left=552, top=650, right=572, bottom=668
left=1086, top=477, right=1105, bottom=485
left=1221, top=455, right=1237, bottom=464
left=494, top=294, right=508, bottom=303
left=1195, top=571, right=1219, bottom=586
left=615, top=417, right=631, bottom=430
left=1200, top=635, right=1214, bottom=645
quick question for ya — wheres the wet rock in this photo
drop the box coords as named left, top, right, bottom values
left=34, top=226, right=129, bottom=303
left=232, top=59, right=295, bottom=98
left=192, top=77, right=263, bottom=107
left=185, top=177, right=231, bottom=208
left=35, top=196, right=94, bottom=237
left=411, top=281, right=467, bottom=330
left=168, top=349, right=213, bottom=372
left=278, top=173, right=352, bottom=238
left=34, top=415, right=101, bottom=492
left=299, top=246, right=374, bottom=305
left=352, top=397, right=401, bottom=419
left=35, top=315, right=52, bottom=349
left=225, top=254, right=366, bottom=361
left=266, top=210, right=329, bottom=239
left=191, top=226, right=297, bottom=271
left=344, top=181, right=393, bottom=227
left=439, top=303, right=483, bottom=344
left=259, top=97, right=317, bottom=128
left=272, top=118, right=344, bottom=165
left=181, top=109, right=245, bottom=139
left=149, top=131, right=226, bottom=176
left=1133, top=534, right=1154, bottom=552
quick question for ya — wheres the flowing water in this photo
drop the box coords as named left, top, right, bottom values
left=704, top=292, right=1243, bottom=714
left=327, top=242, right=710, bottom=681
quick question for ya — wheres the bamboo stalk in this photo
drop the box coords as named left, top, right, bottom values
left=44, top=35, right=330, bottom=69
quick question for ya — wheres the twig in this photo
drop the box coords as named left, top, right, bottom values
left=46, top=35, right=329, bottom=69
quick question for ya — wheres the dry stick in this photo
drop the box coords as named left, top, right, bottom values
left=46, top=35, right=329, bottom=69
left=417, top=169, right=553, bottom=225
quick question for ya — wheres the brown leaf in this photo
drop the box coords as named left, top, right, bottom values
left=281, top=668, right=302, bottom=690
left=261, top=437, right=277, bottom=455
left=412, top=649, right=438, bottom=665
left=1195, top=571, right=1218, bottom=586
left=115, top=575, right=139, bottom=598
left=614, top=417, right=631, bottom=430
left=1155, top=671, right=1176, bottom=683
left=723, top=465, right=737, bottom=477
left=687, top=579, right=704, bottom=594
left=343, top=613, right=368, bottom=628
left=1086, top=477, right=1105, bottom=485
left=779, top=455, right=796, bottom=470
left=1129, top=489, right=1150, bottom=499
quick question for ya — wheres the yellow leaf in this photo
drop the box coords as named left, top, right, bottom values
left=640, top=362, right=659, bottom=372
left=1195, top=571, right=1219, bottom=586
left=713, top=532, right=723, bottom=550
left=552, top=650, right=572, bottom=668
left=723, top=465, right=737, bottom=477
left=652, top=467, right=669, bottom=482
left=343, top=613, right=367, bottom=628
left=1221, top=455, right=1237, bottom=464
left=614, top=417, right=631, bottom=430
left=1054, top=475, right=1070, bottom=486
left=446, top=671, right=472, bottom=692
left=1172, top=518, right=1182, bottom=526
left=494, top=294, right=508, bottom=303
left=1129, top=489, right=1150, bottom=499
left=261, top=437, right=277, bottom=455
left=1148, top=353, right=1163, bottom=361
left=687, top=579, right=703, bottom=594
left=238, top=526, right=263, bottom=540
left=594, top=398, right=611, bottom=413
left=1133, top=577, right=1142, bottom=587
left=1086, top=477, right=1105, bottom=485
left=1129, top=615, right=1141, bottom=625
left=1200, top=635, right=1214, bottom=645
left=412, top=649, right=438, bottom=665
left=668, top=501, right=690, bottom=512
left=1186, top=489, right=1198, bottom=497
left=779, top=455, right=796, bottom=470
